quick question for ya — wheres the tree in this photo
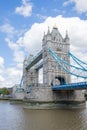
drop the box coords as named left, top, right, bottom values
left=0, top=87, right=9, bottom=95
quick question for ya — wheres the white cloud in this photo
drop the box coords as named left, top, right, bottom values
left=15, top=0, right=33, bottom=17
left=63, top=0, right=87, bottom=13
left=0, top=57, right=4, bottom=69
left=5, top=38, right=19, bottom=50
left=36, top=14, right=47, bottom=20
left=74, top=0, right=87, bottom=13
left=0, top=57, right=5, bottom=85
left=5, top=38, right=25, bottom=63
left=0, top=76, right=5, bottom=82
left=63, top=0, right=72, bottom=6
left=14, top=50, right=25, bottom=62
left=16, top=63, right=23, bottom=69
left=0, top=55, right=23, bottom=87
left=7, top=67, right=22, bottom=77
left=0, top=57, right=4, bottom=74
left=0, top=23, right=16, bottom=38
left=0, top=65, right=23, bottom=88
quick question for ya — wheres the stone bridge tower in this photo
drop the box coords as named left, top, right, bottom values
left=18, top=26, right=85, bottom=106
left=42, top=26, right=70, bottom=87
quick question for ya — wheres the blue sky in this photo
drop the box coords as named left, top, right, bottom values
left=0, top=0, right=87, bottom=87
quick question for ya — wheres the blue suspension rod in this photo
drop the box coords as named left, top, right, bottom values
left=68, top=51, right=87, bottom=65
left=49, top=48, right=87, bottom=78
left=49, top=48, right=87, bottom=71
left=69, top=53, right=86, bottom=70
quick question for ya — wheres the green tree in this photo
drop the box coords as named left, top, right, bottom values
left=0, top=87, right=9, bottom=95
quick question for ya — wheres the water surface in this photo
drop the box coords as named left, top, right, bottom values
left=0, top=101, right=87, bottom=130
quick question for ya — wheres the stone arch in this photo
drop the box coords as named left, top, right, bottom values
left=55, top=76, right=66, bottom=85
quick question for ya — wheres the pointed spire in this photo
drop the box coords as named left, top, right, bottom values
left=24, top=56, right=27, bottom=62
left=44, top=32, right=45, bottom=36
left=65, top=30, right=69, bottom=39
left=47, top=26, right=50, bottom=34
left=23, top=56, right=27, bottom=66
left=53, top=24, right=58, bottom=29
left=64, top=30, right=70, bottom=43
left=42, top=31, right=46, bottom=42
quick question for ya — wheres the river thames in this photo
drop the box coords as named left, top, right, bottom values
left=0, top=101, right=87, bottom=130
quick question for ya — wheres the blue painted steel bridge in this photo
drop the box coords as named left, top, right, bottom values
left=52, top=82, right=87, bottom=91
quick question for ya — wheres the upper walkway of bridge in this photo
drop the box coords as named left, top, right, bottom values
left=26, top=50, right=43, bottom=70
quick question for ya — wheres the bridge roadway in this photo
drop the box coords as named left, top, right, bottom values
left=52, top=82, right=87, bottom=90
left=26, top=50, right=43, bottom=70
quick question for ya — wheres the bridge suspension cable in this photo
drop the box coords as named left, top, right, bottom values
left=68, top=51, right=87, bottom=65
left=68, top=51, right=87, bottom=68
left=19, top=75, right=24, bottom=88
left=49, top=48, right=87, bottom=79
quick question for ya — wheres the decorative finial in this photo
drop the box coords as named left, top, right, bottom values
left=65, top=30, right=69, bottom=41
left=66, top=30, right=68, bottom=35
left=53, top=24, right=58, bottom=29
left=47, top=26, right=50, bottom=34
left=44, top=32, right=45, bottom=36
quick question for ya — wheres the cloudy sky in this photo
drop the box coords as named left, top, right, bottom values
left=0, top=0, right=87, bottom=87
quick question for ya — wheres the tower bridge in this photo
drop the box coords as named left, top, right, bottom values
left=15, top=26, right=87, bottom=106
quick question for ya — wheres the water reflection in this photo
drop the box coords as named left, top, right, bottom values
left=0, top=101, right=87, bottom=130
left=0, top=101, right=25, bottom=130
left=24, top=108, right=87, bottom=130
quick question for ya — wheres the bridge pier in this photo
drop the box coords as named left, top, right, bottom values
left=24, top=86, right=85, bottom=108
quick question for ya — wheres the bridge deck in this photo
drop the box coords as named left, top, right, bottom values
left=52, top=82, right=87, bottom=90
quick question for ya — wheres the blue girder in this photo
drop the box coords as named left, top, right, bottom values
left=20, top=75, right=23, bottom=87
left=52, top=82, right=87, bottom=90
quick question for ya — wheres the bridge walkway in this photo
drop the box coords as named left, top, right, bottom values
left=52, top=82, right=87, bottom=90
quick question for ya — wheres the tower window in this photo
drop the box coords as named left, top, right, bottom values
left=56, top=48, right=61, bottom=51
left=54, top=37, right=55, bottom=40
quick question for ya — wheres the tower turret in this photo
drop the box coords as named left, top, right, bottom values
left=46, top=26, right=51, bottom=41
left=42, top=26, right=71, bottom=86
left=64, top=30, right=70, bottom=43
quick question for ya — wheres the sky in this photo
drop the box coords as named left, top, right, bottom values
left=0, top=0, right=87, bottom=88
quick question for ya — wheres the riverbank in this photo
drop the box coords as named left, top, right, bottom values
left=0, top=97, right=9, bottom=100
left=24, top=101, right=86, bottom=109
left=8, top=98, right=86, bottom=109
left=0, top=97, right=86, bottom=109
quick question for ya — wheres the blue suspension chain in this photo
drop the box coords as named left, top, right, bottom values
left=49, top=48, right=87, bottom=78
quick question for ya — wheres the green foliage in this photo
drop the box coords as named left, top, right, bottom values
left=0, top=87, right=10, bottom=95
